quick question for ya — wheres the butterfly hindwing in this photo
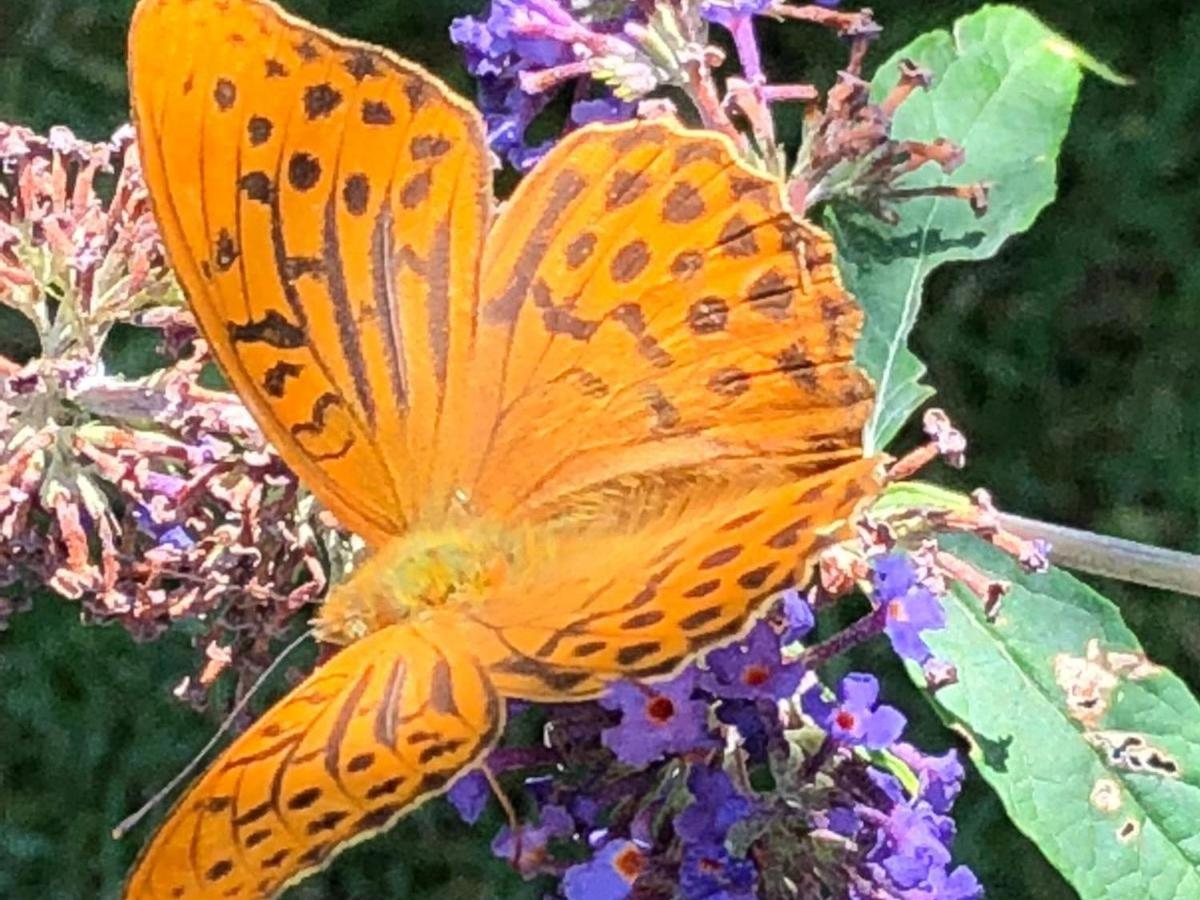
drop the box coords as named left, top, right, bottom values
left=467, top=458, right=881, bottom=701
left=123, top=620, right=502, bottom=900
left=129, top=0, right=491, bottom=545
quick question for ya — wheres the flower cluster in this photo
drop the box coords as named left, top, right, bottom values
left=0, top=122, right=355, bottom=696
left=452, top=580, right=983, bottom=899
left=451, top=0, right=987, bottom=219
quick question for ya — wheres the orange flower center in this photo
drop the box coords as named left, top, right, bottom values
left=647, top=695, right=675, bottom=723
left=742, top=664, right=769, bottom=687
left=613, top=844, right=646, bottom=881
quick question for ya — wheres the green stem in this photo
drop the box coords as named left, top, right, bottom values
left=999, top=513, right=1200, bottom=599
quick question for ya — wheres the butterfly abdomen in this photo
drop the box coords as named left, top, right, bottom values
left=313, top=525, right=525, bottom=644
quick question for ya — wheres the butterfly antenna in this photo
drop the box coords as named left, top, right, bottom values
left=482, top=763, right=523, bottom=862
left=111, top=628, right=314, bottom=840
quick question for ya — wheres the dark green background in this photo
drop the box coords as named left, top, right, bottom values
left=1, top=1, right=1195, bottom=897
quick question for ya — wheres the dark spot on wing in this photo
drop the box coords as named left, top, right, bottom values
left=247, top=115, right=273, bottom=147
left=411, top=135, right=452, bottom=159
left=303, top=83, right=343, bottom=119
left=213, top=78, right=236, bottom=111
left=262, top=360, right=303, bottom=397
left=700, top=546, right=742, bottom=569
left=362, top=100, right=395, bottom=125
left=343, top=173, right=370, bottom=215
left=401, top=171, right=432, bottom=208
left=708, top=366, right=750, bottom=398
left=366, top=776, right=405, bottom=800
left=671, top=250, right=703, bottom=279
left=684, top=579, right=721, bottom=598
left=239, top=170, right=273, bottom=204
left=565, top=232, right=597, bottom=269
left=286, top=786, right=322, bottom=810
left=688, top=297, right=728, bottom=334
left=611, top=240, right=650, bottom=283
left=737, top=563, right=778, bottom=590
left=747, top=269, right=795, bottom=320
left=643, top=385, right=680, bottom=430
left=344, top=52, right=379, bottom=81
left=229, top=311, right=305, bottom=348
left=347, top=752, right=375, bottom=773
left=305, top=810, right=349, bottom=835
left=606, top=169, right=650, bottom=210
left=288, top=152, right=322, bottom=191
left=663, top=181, right=705, bottom=223
left=718, top=214, right=760, bottom=257
left=679, top=607, right=723, bottom=630
left=214, top=229, right=238, bottom=271
left=616, top=642, right=661, bottom=666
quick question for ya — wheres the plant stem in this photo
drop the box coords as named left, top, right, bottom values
left=999, top=513, right=1200, bottom=599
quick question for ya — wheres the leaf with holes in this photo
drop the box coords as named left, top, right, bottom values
left=915, top=534, right=1200, bottom=900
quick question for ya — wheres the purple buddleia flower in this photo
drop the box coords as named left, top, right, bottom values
left=491, top=803, right=574, bottom=876
left=873, top=554, right=947, bottom=663
left=779, top=588, right=815, bottom=643
left=868, top=800, right=954, bottom=890
left=804, top=672, right=906, bottom=750
left=675, top=766, right=753, bottom=845
left=679, top=842, right=758, bottom=900
left=447, top=770, right=491, bottom=825
left=601, top=668, right=716, bottom=767
left=451, top=0, right=641, bottom=169
left=700, top=621, right=803, bottom=701
left=892, top=743, right=965, bottom=815
left=714, top=697, right=776, bottom=761
left=919, top=864, right=985, bottom=900
left=562, top=839, right=645, bottom=900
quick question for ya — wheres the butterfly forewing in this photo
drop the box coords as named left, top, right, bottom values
left=456, top=121, right=873, bottom=520
left=129, top=0, right=491, bottom=545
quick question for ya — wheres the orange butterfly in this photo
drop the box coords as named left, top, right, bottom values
left=125, top=0, right=880, bottom=896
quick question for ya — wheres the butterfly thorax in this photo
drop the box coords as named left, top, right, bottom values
left=312, top=525, right=524, bottom=646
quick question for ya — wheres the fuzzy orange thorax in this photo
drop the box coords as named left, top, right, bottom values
left=313, top=525, right=523, bottom=645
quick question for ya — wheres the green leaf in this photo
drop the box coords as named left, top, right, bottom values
left=838, top=5, right=1091, bottom=452
left=918, top=535, right=1200, bottom=899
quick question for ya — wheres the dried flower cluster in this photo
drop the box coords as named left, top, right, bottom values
left=0, top=122, right=356, bottom=697
left=451, top=0, right=988, bottom=220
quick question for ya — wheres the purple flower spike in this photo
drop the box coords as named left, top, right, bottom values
left=451, top=0, right=641, bottom=170
left=679, top=842, right=758, bottom=900
left=805, top=672, right=906, bottom=750
left=780, top=588, right=815, bottom=643
left=447, top=770, right=491, bottom=825
left=714, top=698, right=778, bottom=762
left=491, top=804, right=574, bottom=876
left=891, top=743, right=965, bottom=815
left=562, top=839, right=645, bottom=900
left=869, top=803, right=954, bottom=890
left=701, top=621, right=803, bottom=701
left=872, top=555, right=947, bottom=663
left=600, top=668, right=716, bottom=767
left=675, top=766, right=753, bottom=845
left=926, top=864, right=986, bottom=900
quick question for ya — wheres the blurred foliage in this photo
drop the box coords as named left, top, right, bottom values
left=0, top=0, right=1196, bottom=898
